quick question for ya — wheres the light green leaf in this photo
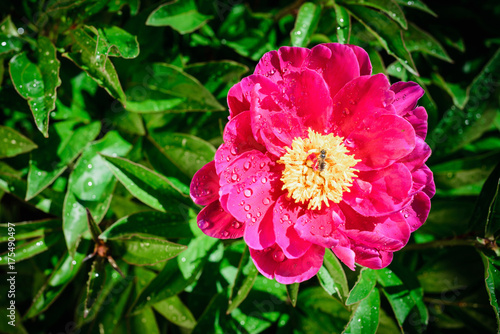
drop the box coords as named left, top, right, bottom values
left=146, top=0, right=212, bottom=34
left=287, top=283, right=300, bottom=307
left=227, top=246, right=259, bottom=314
left=96, top=26, right=140, bottom=59
left=102, top=155, right=191, bottom=212
left=0, top=219, right=60, bottom=242
left=339, top=0, right=407, bottom=29
left=0, top=126, right=37, bottom=158
left=0, top=232, right=62, bottom=265
left=316, top=249, right=349, bottom=301
left=153, top=295, right=197, bottom=329
left=63, top=25, right=126, bottom=102
left=125, top=63, right=224, bottom=113
left=291, top=2, right=321, bottom=47
left=346, top=268, right=377, bottom=305
left=26, top=120, right=101, bottom=200
left=0, top=16, right=23, bottom=56
left=344, top=287, right=380, bottom=334
left=481, top=253, right=500, bottom=332
left=334, top=5, right=350, bottom=44
left=128, top=307, right=159, bottom=334
left=9, top=36, right=61, bottom=137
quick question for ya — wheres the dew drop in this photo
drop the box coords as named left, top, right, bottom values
left=244, top=204, right=251, bottom=211
left=244, top=189, right=253, bottom=197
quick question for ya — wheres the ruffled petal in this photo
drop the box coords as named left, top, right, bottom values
left=347, top=114, right=416, bottom=171
left=329, top=74, right=395, bottom=137
left=352, top=245, right=393, bottom=269
left=390, top=81, right=424, bottom=114
left=249, top=243, right=324, bottom=284
left=346, top=44, right=372, bottom=75
left=400, top=136, right=431, bottom=172
left=410, top=164, right=433, bottom=195
left=190, top=161, right=218, bottom=206
left=244, top=203, right=276, bottom=250
left=227, top=82, right=250, bottom=119
left=197, top=201, right=245, bottom=239
left=401, top=191, right=431, bottom=232
left=295, top=204, right=345, bottom=248
left=344, top=163, right=413, bottom=216
left=254, top=47, right=311, bottom=85
left=405, top=106, right=428, bottom=139
left=273, top=195, right=311, bottom=259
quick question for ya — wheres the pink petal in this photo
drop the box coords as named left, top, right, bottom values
left=346, top=44, right=372, bottom=75
left=273, top=195, right=311, bottom=259
left=225, top=170, right=282, bottom=249
left=219, top=150, right=271, bottom=188
left=400, top=137, right=431, bottom=172
left=197, top=201, right=244, bottom=239
left=329, top=74, right=395, bottom=137
left=344, top=163, right=413, bottom=216
left=227, top=82, right=250, bottom=119
left=306, top=44, right=361, bottom=100
left=406, top=106, right=428, bottom=139
left=295, top=204, right=345, bottom=248
left=390, top=81, right=424, bottom=114
left=190, top=161, right=218, bottom=206
left=332, top=245, right=356, bottom=271
left=249, top=243, right=325, bottom=284
left=282, top=68, right=333, bottom=132
left=278, top=46, right=311, bottom=74
left=347, top=114, right=416, bottom=171
left=215, top=111, right=265, bottom=175
left=352, top=245, right=393, bottom=269
left=410, top=164, right=434, bottom=195
left=253, top=50, right=283, bottom=83
left=401, top=191, right=431, bottom=232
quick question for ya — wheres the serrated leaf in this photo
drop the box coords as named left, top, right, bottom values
left=291, top=2, right=321, bottom=47
left=9, top=36, right=61, bottom=137
left=481, top=252, right=500, bottom=331
left=394, top=0, right=436, bottom=16
left=102, top=155, right=191, bottom=212
left=346, top=268, right=377, bottom=305
left=148, top=132, right=215, bottom=178
left=62, top=131, right=131, bottom=256
left=404, top=23, right=452, bottom=62
left=344, top=287, right=380, bottom=334
left=96, top=26, right=139, bottom=59
left=0, top=16, right=24, bottom=56
left=0, top=219, right=60, bottom=242
left=153, top=295, right=197, bottom=329
left=346, top=5, right=417, bottom=75
left=316, top=249, right=349, bottom=301
left=0, top=126, right=37, bottom=158
left=339, top=0, right=407, bottom=29
left=26, top=120, right=101, bottom=200
left=146, top=0, right=212, bottom=34
left=63, top=25, right=126, bottom=102
left=0, top=232, right=62, bottom=265
left=227, top=246, right=259, bottom=314
left=125, top=63, right=224, bottom=113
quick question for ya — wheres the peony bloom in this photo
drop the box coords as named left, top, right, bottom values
left=190, top=43, right=435, bottom=284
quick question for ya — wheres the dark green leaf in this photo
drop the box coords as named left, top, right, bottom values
left=24, top=240, right=90, bottom=319
left=404, top=23, right=452, bottom=62
left=192, top=291, right=236, bottom=334
left=63, top=131, right=131, bottom=256
left=125, top=63, right=224, bottom=113
left=102, top=155, right=191, bottom=212
left=0, top=232, right=62, bottom=265
left=64, top=26, right=126, bottom=102
left=291, top=2, right=321, bottom=47
left=0, top=16, right=24, bottom=56
left=227, top=246, right=259, bottom=314
left=394, top=0, right=436, bottom=16
left=480, top=252, right=500, bottom=331
left=346, top=268, right=377, bottom=305
left=9, top=37, right=61, bottom=137
left=339, top=0, right=407, bottom=29
left=84, top=258, right=106, bottom=318
left=26, top=120, right=101, bottom=200
left=344, top=287, right=380, bottom=334
left=0, top=219, right=60, bottom=242
left=431, top=72, right=467, bottom=109
left=86, top=208, right=102, bottom=243
left=153, top=295, right=197, bottom=329
left=316, top=249, right=349, bottom=301
left=286, top=283, right=300, bottom=307
left=147, top=0, right=212, bottom=34
left=53, top=71, right=96, bottom=122
left=469, top=162, right=500, bottom=234
left=100, top=211, right=193, bottom=241
left=0, top=126, right=37, bottom=158
left=128, top=307, right=160, bottom=334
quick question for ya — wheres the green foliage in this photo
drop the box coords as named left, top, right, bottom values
left=0, top=0, right=499, bottom=333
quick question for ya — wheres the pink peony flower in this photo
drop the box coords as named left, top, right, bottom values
left=190, top=43, right=435, bottom=284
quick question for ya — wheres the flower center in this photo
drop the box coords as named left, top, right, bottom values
left=278, top=129, right=360, bottom=210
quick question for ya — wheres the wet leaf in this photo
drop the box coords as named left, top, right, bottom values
left=147, top=0, right=212, bottom=34
left=481, top=252, right=500, bottom=332
left=346, top=268, right=377, bottom=305
left=128, top=307, right=159, bottom=334
left=316, top=249, right=349, bottom=301
left=0, top=219, right=61, bottom=242
left=0, top=16, right=24, bottom=56
left=403, top=23, right=452, bottom=63
left=9, top=36, right=61, bottom=137
left=334, top=5, right=350, bottom=44
left=286, top=283, right=300, bottom=307
left=339, top=0, right=407, bottom=29
left=0, top=232, right=62, bottom=265
left=84, top=258, right=106, bottom=318
left=344, top=287, right=380, bottom=334
left=96, top=26, right=139, bottom=59
left=0, top=126, right=37, bottom=158
left=394, top=0, right=436, bottom=16
left=227, top=246, right=259, bottom=314
left=291, top=2, right=321, bottom=47
left=153, top=295, right=197, bottom=329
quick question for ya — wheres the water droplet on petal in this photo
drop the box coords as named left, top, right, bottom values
left=244, top=189, right=253, bottom=197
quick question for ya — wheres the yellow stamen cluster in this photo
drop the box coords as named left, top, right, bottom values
left=278, top=129, right=360, bottom=210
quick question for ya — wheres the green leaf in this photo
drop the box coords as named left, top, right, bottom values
left=0, top=232, right=62, bottom=265
left=192, top=291, right=236, bottom=334
left=0, top=219, right=60, bottom=242
left=148, top=132, right=215, bottom=178
left=102, top=155, right=191, bottom=212
left=63, top=131, right=131, bottom=256
left=346, top=5, right=417, bottom=75
left=125, top=63, right=224, bottom=113
left=26, top=120, right=101, bottom=200
left=227, top=246, right=259, bottom=314
left=53, top=71, right=96, bottom=122
left=24, top=240, right=90, bottom=319
left=484, top=165, right=500, bottom=238
left=346, top=268, right=377, bottom=305
left=9, top=36, right=61, bottom=137
left=0, top=126, right=37, bottom=158
left=334, top=5, right=350, bottom=44
left=0, top=16, right=24, bottom=56
left=111, top=235, right=186, bottom=266
left=394, top=0, right=436, bottom=16
left=100, top=211, right=193, bottom=241
left=403, top=23, right=452, bottom=63
left=286, top=283, right=300, bottom=307
left=291, top=2, right=321, bottom=47
left=480, top=252, right=500, bottom=331
left=339, top=0, right=407, bottom=29
left=84, top=258, right=106, bottom=318
left=128, top=307, right=159, bottom=334
left=63, top=25, right=126, bottom=102
left=96, top=26, right=140, bottom=59
left=431, top=72, right=467, bottom=109
left=147, top=0, right=212, bottom=34
left=153, top=295, right=197, bottom=329
left=344, top=287, right=380, bottom=334
left=376, top=267, right=428, bottom=328
left=316, top=249, right=349, bottom=301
